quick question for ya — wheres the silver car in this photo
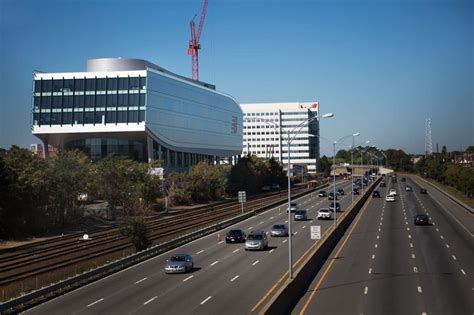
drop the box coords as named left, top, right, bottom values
left=164, top=254, right=194, bottom=274
left=271, top=224, right=288, bottom=237
left=245, top=230, right=268, bottom=250
left=294, top=209, right=308, bottom=221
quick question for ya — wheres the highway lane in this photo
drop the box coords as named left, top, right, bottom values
left=24, top=180, right=358, bottom=315
left=294, top=176, right=474, bottom=314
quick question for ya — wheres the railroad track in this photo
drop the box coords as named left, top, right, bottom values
left=0, top=185, right=313, bottom=294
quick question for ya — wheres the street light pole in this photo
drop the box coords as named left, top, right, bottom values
left=351, top=133, right=360, bottom=205
left=333, top=141, right=337, bottom=227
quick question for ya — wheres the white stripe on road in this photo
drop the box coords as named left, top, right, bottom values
left=218, top=241, right=224, bottom=244
left=252, top=260, right=260, bottom=266
left=248, top=227, right=254, bottom=230
left=270, top=217, right=274, bottom=220
left=410, top=243, right=413, bottom=248
left=461, top=269, right=466, bottom=275
left=414, top=267, right=418, bottom=273
left=259, top=221, right=264, bottom=225
left=408, top=234, right=412, bottom=239
left=269, top=249, right=274, bottom=253
left=183, top=275, right=194, bottom=282
left=200, top=296, right=212, bottom=305
left=144, top=296, right=157, bottom=305
left=135, top=277, right=147, bottom=284
left=375, top=244, right=378, bottom=248
left=440, top=235, right=444, bottom=240
left=233, top=248, right=240, bottom=253
left=417, top=286, right=423, bottom=293
left=372, top=254, right=375, bottom=259
left=446, top=244, right=450, bottom=248
left=283, top=239, right=287, bottom=243
left=302, top=225, right=306, bottom=229
left=364, top=286, right=368, bottom=295
left=368, top=268, right=372, bottom=274
left=376, top=235, right=379, bottom=239
left=412, top=254, right=416, bottom=259
left=210, top=261, right=219, bottom=266
left=294, top=231, right=298, bottom=235
left=230, top=275, right=239, bottom=282
left=196, top=250, right=205, bottom=255
left=87, top=298, right=104, bottom=307
left=452, top=255, right=457, bottom=260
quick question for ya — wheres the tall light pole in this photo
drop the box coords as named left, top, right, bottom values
left=351, top=133, right=360, bottom=204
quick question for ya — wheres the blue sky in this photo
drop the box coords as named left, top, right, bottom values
left=0, top=0, right=472, bottom=155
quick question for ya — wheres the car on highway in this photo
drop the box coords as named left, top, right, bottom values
left=385, top=195, right=396, bottom=202
left=245, top=230, right=268, bottom=250
left=353, top=188, right=360, bottom=195
left=287, top=201, right=298, bottom=212
left=294, top=209, right=308, bottom=221
left=328, top=192, right=338, bottom=200
left=380, top=181, right=386, bottom=187
left=420, top=188, right=427, bottom=194
left=389, top=189, right=397, bottom=196
left=271, top=224, right=288, bottom=237
left=372, top=190, right=381, bottom=198
left=318, top=190, right=327, bottom=197
left=225, top=229, right=246, bottom=243
left=164, top=254, right=194, bottom=274
left=401, top=177, right=406, bottom=182
left=317, top=208, right=334, bottom=220
left=329, top=202, right=341, bottom=212
left=414, top=214, right=431, bottom=225
left=405, top=185, right=413, bottom=192
left=337, top=188, right=345, bottom=195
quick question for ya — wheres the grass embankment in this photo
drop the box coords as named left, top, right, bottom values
left=422, top=177, right=474, bottom=209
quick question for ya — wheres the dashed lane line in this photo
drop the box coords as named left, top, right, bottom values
left=417, top=286, right=423, bottom=293
left=200, top=296, right=212, bottom=305
left=364, top=286, right=368, bottom=295
left=252, top=260, right=260, bottom=266
left=183, top=275, right=194, bottom=282
left=231, top=275, right=239, bottom=282
left=144, top=296, right=158, bottom=305
left=87, top=298, right=104, bottom=307
left=452, top=255, right=457, bottom=261
left=460, top=269, right=466, bottom=275
left=233, top=249, right=240, bottom=253
left=196, top=250, right=205, bottom=255
left=135, top=277, right=147, bottom=284
left=210, top=261, right=219, bottom=266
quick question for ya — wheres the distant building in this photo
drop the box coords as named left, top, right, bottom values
left=240, top=102, right=320, bottom=173
left=453, top=153, right=474, bottom=168
left=31, top=58, right=243, bottom=168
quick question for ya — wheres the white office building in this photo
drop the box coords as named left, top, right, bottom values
left=240, top=102, right=320, bottom=173
left=32, top=58, right=243, bottom=168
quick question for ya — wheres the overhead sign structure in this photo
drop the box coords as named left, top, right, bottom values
left=310, top=225, right=321, bottom=240
left=238, top=191, right=246, bottom=214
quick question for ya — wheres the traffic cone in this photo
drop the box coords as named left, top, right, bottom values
left=217, top=233, right=221, bottom=241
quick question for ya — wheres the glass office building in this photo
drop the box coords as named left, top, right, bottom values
left=32, top=58, right=243, bottom=166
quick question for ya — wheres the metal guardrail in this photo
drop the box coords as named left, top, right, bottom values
left=0, top=183, right=328, bottom=313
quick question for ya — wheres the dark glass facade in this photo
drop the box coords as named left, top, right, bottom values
left=33, top=76, right=147, bottom=126
left=65, top=138, right=147, bottom=162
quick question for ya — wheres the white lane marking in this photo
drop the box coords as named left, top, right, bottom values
left=302, top=225, right=306, bottom=229
left=144, top=296, right=158, bottom=305
left=210, top=261, right=219, bottom=266
left=218, top=241, right=224, bottom=244
left=375, top=244, right=378, bottom=248
left=440, top=235, right=444, bottom=240
left=461, top=269, right=466, bottom=275
left=233, top=248, right=240, bottom=253
left=422, top=312, right=427, bottom=315
left=183, top=275, right=194, bottom=282
left=285, top=220, right=288, bottom=223
left=436, top=228, right=439, bottom=232
left=196, top=250, right=205, bottom=255
left=378, top=228, right=381, bottom=232
left=405, top=222, right=408, bottom=225
left=376, top=235, right=379, bottom=239
left=414, top=267, right=418, bottom=273
left=279, top=212, right=283, bottom=215
left=408, top=234, right=412, bottom=239
left=410, top=243, right=413, bottom=248
left=372, top=254, right=376, bottom=259
left=368, top=268, right=372, bottom=274
left=230, top=275, right=239, bottom=282
left=294, top=231, right=298, bottom=235
left=417, top=286, right=423, bottom=293
left=259, top=221, right=264, bottom=225
left=270, top=216, right=274, bottom=220
left=446, top=244, right=450, bottom=248
left=283, top=239, right=288, bottom=243
left=412, top=254, right=416, bottom=259
left=364, top=286, right=368, bottom=295
left=200, top=296, right=212, bottom=305
left=135, top=277, right=147, bottom=284
left=252, top=260, right=260, bottom=266
left=87, top=298, right=104, bottom=307
left=310, top=220, right=313, bottom=223
left=269, top=249, right=274, bottom=253
left=248, top=227, right=254, bottom=230
left=407, top=227, right=410, bottom=231
left=452, top=255, right=457, bottom=260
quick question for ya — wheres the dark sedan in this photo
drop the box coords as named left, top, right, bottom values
left=372, top=190, right=380, bottom=198
left=414, top=214, right=431, bottom=225
left=225, top=229, right=246, bottom=243
left=420, top=188, right=427, bottom=194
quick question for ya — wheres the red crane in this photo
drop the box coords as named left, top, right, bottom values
left=187, top=0, right=208, bottom=81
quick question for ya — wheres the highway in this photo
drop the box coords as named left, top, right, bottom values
left=294, top=175, right=474, bottom=314
left=24, top=180, right=358, bottom=315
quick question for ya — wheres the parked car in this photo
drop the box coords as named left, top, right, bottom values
left=389, top=189, right=397, bottom=196
left=337, top=188, right=345, bottom=196
left=317, top=208, right=334, bottom=220
left=385, top=195, right=396, bottom=202
left=318, top=190, right=327, bottom=197
left=225, top=229, right=246, bottom=243
left=329, top=202, right=341, bottom=212
left=287, top=201, right=298, bottom=212
left=420, top=188, right=427, bottom=194
left=164, top=254, right=194, bottom=274
left=405, top=185, right=413, bottom=192
left=372, top=190, right=381, bottom=198
left=271, top=224, right=288, bottom=237
left=414, top=214, right=431, bottom=225
left=245, top=230, right=268, bottom=250
left=294, top=209, right=308, bottom=221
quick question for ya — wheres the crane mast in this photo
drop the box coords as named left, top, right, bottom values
left=187, top=0, right=208, bottom=81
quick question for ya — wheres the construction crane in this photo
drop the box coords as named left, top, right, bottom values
left=187, top=0, right=208, bottom=81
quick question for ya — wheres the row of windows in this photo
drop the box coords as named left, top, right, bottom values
left=243, top=151, right=281, bottom=155
left=33, top=94, right=146, bottom=109
left=243, top=124, right=279, bottom=129
left=244, top=138, right=280, bottom=142
left=34, top=77, right=147, bottom=93
left=243, top=112, right=279, bottom=117
left=244, top=131, right=279, bottom=135
left=33, top=109, right=145, bottom=126
left=244, top=144, right=281, bottom=148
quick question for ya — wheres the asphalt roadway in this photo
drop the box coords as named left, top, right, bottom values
left=24, top=180, right=360, bottom=315
left=294, top=174, right=474, bottom=315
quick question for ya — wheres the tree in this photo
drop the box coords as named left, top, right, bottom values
left=466, top=146, right=474, bottom=153
left=316, top=156, right=331, bottom=176
left=186, top=161, right=228, bottom=203
left=120, top=217, right=150, bottom=251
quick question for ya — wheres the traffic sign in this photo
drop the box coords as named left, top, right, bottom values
left=238, top=191, right=246, bottom=203
left=310, top=225, right=321, bottom=240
